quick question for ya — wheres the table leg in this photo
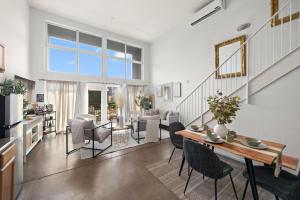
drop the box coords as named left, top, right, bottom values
left=244, top=158, right=259, bottom=200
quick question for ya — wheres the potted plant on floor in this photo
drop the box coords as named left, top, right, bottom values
left=116, top=88, right=125, bottom=127
left=134, top=94, right=152, bottom=115
left=207, top=91, right=240, bottom=138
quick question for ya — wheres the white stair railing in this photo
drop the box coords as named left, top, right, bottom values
left=176, top=0, right=300, bottom=127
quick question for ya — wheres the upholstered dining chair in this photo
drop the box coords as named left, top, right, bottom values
left=168, top=122, right=186, bottom=176
left=242, top=165, right=300, bottom=200
left=183, top=138, right=238, bottom=200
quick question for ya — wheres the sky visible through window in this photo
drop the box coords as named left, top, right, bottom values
left=49, top=37, right=133, bottom=78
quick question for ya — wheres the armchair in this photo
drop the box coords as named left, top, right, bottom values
left=66, top=116, right=112, bottom=158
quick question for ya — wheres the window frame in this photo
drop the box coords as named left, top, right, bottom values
left=46, top=22, right=103, bottom=77
left=106, top=37, right=144, bottom=81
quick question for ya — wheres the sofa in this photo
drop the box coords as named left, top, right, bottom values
left=145, top=109, right=180, bottom=131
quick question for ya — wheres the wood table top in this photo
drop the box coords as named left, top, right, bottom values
left=176, top=130, right=286, bottom=166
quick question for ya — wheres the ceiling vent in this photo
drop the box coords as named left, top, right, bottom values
left=190, top=0, right=226, bottom=26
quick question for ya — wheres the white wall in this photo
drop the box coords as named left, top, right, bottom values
left=150, top=0, right=300, bottom=161
left=29, top=7, right=151, bottom=85
left=150, top=0, right=269, bottom=110
left=0, top=0, right=30, bottom=81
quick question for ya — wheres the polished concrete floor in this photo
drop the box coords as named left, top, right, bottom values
left=19, top=133, right=179, bottom=200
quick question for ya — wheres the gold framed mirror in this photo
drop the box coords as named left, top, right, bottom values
left=215, top=35, right=246, bottom=79
left=271, top=0, right=300, bottom=27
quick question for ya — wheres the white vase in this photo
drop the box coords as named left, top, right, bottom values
left=213, top=124, right=228, bottom=138
left=118, top=115, right=124, bottom=128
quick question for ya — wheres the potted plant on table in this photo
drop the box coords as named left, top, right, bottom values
left=207, top=91, right=240, bottom=138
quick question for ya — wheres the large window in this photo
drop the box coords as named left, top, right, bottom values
left=107, top=40, right=142, bottom=80
left=47, top=24, right=102, bottom=76
left=47, top=24, right=143, bottom=80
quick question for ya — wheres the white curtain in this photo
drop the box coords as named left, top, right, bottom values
left=46, top=81, right=78, bottom=132
left=74, top=82, right=88, bottom=117
left=126, top=85, right=144, bottom=119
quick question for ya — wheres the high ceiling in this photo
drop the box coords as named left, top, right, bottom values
left=29, top=0, right=210, bottom=42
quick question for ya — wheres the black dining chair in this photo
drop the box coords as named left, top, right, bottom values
left=242, top=165, right=300, bottom=200
left=183, top=138, right=238, bottom=200
left=168, top=122, right=186, bottom=176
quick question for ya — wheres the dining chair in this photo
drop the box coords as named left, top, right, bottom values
left=183, top=138, right=238, bottom=200
left=168, top=122, right=186, bottom=176
left=242, top=165, right=300, bottom=200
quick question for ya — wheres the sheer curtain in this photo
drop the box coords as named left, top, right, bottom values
left=126, top=85, right=144, bottom=119
left=46, top=81, right=78, bottom=132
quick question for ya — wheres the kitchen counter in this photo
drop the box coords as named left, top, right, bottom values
left=0, top=137, right=16, bottom=153
left=23, top=115, right=43, bottom=130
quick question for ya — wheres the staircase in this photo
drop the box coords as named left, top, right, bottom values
left=176, top=0, right=300, bottom=127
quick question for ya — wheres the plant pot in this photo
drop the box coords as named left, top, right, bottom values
left=213, top=124, right=228, bottom=138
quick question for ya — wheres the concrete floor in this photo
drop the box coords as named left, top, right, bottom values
left=19, top=133, right=179, bottom=200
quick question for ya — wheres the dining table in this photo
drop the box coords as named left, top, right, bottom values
left=176, top=129, right=291, bottom=200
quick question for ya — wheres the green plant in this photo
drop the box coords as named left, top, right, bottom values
left=0, top=79, right=27, bottom=96
left=15, top=80, right=26, bottom=95
left=135, top=94, right=152, bottom=111
left=0, top=79, right=15, bottom=96
left=207, top=90, right=240, bottom=124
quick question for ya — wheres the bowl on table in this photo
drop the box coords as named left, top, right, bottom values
left=207, top=133, right=221, bottom=142
left=191, top=125, right=200, bottom=131
left=244, top=137, right=262, bottom=147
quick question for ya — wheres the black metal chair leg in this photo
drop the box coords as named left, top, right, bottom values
left=184, top=168, right=193, bottom=194
left=242, top=180, right=249, bottom=200
left=229, top=173, right=238, bottom=200
left=179, top=153, right=185, bottom=176
left=168, top=147, right=176, bottom=163
left=214, top=179, right=218, bottom=200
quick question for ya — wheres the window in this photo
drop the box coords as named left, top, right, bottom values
left=88, top=90, right=101, bottom=122
left=47, top=24, right=102, bottom=76
left=107, top=40, right=142, bottom=80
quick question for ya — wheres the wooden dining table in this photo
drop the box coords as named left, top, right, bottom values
left=176, top=129, right=289, bottom=200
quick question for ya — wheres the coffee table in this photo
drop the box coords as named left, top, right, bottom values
left=112, top=125, right=132, bottom=147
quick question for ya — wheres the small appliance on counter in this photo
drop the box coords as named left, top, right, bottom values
left=0, top=94, right=24, bottom=199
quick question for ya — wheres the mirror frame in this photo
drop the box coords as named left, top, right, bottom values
left=215, top=35, right=246, bottom=79
left=271, top=0, right=300, bottom=27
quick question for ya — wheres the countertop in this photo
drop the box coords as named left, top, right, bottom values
left=23, top=115, right=43, bottom=125
left=0, top=137, right=16, bottom=153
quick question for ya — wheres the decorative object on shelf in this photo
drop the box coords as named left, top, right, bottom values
left=36, top=94, right=44, bottom=102
left=46, top=104, right=53, bottom=112
left=271, top=0, right=300, bottom=27
left=226, top=130, right=236, bottom=143
left=0, top=43, right=5, bottom=73
left=156, top=85, right=162, bottom=97
left=162, top=83, right=173, bottom=101
left=173, top=82, right=181, bottom=97
left=207, top=91, right=240, bottom=138
left=116, top=88, right=125, bottom=128
left=215, top=35, right=246, bottom=79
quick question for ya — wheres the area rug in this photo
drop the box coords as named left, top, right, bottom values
left=146, top=153, right=275, bottom=200
left=80, top=129, right=170, bottom=159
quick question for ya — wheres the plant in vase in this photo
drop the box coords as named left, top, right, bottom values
left=134, top=94, right=152, bottom=114
left=115, top=89, right=125, bottom=127
left=207, top=90, right=240, bottom=138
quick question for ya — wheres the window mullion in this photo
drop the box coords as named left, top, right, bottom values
left=76, top=30, right=79, bottom=73
left=125, top=45, right=127, bottom=79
